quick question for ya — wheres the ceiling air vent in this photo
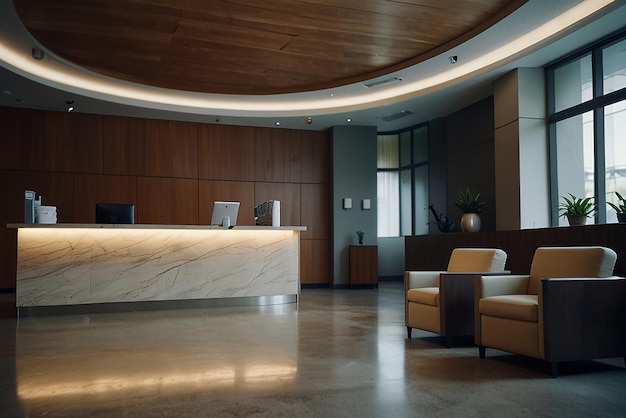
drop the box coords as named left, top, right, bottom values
left=380, top=110, right=413, bottom=122
left=363, top=76, right=403, bottom=88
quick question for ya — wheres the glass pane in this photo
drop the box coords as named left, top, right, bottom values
left=412, top=126, right=428, bottom=164
left=553, top=54, right=592, bottom=113
left=605, top=100, right=626, bottom=223
left=377, top=135, right=398, bottom=169
left=413, top=165, right=429, bottom=235
left=603, top=37, right=626, bottom=94
left=377, top=171, right=399, bottom=237
left=400, top=169, right=412, bottom=235
left=400, top=131, right=411, bottom=167
left=555, top=111, right=595, bottom=226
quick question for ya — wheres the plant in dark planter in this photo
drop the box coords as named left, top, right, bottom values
left=558, top=193, right=597, bottom=226
left=428, top=205, right=455, bottom=233
left=454, top=187, right=485, bottom=232
left=356, top=230, right=365, bottom=245
left=607, top=191, right=626, bottom=223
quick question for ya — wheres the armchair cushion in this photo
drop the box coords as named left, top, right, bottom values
left=407, top=287, right=439, bottom=306
left=479, top=294, right=538, bottom=322
left=447, top=248, right=507, bottom=272
left=527, top=246, right=617, bottom=294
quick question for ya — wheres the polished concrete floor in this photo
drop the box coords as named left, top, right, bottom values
left=1, top=281, right=625, bottom=417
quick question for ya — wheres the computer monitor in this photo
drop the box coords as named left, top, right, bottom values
left=95, top=203, right=135, bottom=224
left=210, top=201, right=240, bottom=227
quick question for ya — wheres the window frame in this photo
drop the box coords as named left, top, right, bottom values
left=546, top=29, right=626, bottom=225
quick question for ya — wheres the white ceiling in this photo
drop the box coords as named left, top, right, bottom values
left=1, top=0, right=625, bottom=132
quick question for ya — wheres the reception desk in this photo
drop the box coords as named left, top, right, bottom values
left=9, top=224, right=306, bottom=316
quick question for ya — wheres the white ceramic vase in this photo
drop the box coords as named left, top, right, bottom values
left=460, top=213, right=481, bottom=232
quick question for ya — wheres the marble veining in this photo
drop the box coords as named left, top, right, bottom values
left=15, top=227, right=301, bottom=308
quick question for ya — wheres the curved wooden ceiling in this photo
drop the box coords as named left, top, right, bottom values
left=14, top=0, right=525, bottom=95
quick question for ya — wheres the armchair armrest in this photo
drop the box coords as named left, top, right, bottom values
left=404, top=271, right=444, bottom=292
left=475, top=275, right=530, bottom=298
left=474, top=274, right=529, bottom=346
left=541, top=276, right=626, bottom=363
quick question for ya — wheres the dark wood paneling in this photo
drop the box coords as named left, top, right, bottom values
left=302, top=130, right=330, bottom=184
left=138, top=177, right=198, bottom=225
left=301, top=239, right=330, bottom=285
left=284, top=130, right=302, bottom=183
left=44, top=112, right=103, bottom=174
left=301, top=183, right=329, bottom=240
left=254, top=182, right=301, bottom=227
left=15, top=0, right=522, bottom=94
left=198, top=180, right=255, bottom=226
left=146, top=120, right=198, bottom=178
left=254, top=128, right=285, bottom=182
left=406, top=224, right=626, bottom=277
left=73, top=174, right=138, bottom=223
left=103, top=115, right=148, bottom=176
left=197, top=124, right=253, bottom=181
left=0, top=107, right=45, bottom=171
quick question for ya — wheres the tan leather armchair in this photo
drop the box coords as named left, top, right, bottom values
left=405, top=248, right=508, bottom=347
left=475, top=246, right=626, bottom=377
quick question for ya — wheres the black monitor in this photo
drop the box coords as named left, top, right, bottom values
left=95, top=203, right=135, bottom=224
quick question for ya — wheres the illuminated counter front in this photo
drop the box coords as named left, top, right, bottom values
left=10, top=224, right=306, bottom=316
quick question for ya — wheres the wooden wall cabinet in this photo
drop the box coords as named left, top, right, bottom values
left=349, top=245, right=378, bottom=286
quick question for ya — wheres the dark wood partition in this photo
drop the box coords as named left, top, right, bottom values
left=0, top=107, right=331, bottom=288
left=405, top=223, right=626, bottom=277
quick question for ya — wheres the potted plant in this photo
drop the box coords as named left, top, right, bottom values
left=607, top=191, right=626, bottom=223
left=428, top=205, right=455, bottom=233
left=558, top=193, right=596, bottom=226
left=356, top=230, right=364, bottom=245
left=454, top=187, right=485, bottom=232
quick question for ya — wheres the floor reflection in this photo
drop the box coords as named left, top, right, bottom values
left=15, top=304, right=298, bottom=403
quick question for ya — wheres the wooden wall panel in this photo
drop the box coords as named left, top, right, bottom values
left=199, top=180, right=255, bottom=226
left=301, top=183, right=329, bottom=239
left=44, top=112, right=103, bottom=173
left=103, top=115, right=148, bottom=176
left=301, top=239, right=330, bottom=285
left=254, top=128, right=285, bottom=182
left=73, top=174, right=138, bottom=223
left=197, top=124, right=253, bottom=181
left=0, top=107, right=45, bottom=171
left=254, top=182, right=301, bottom=226
left=302, top=130, right=329, bottom=184
left=138, top=177, right=199, bottom=225
left=284, top=130, right=302, bottom=183
left=146, top=120, right=198, bottom=178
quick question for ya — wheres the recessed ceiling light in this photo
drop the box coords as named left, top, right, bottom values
left=275, top=122, right=280, bottom=126
left=449, top=55, right=458, bottom=64
left=346, top=118, right=352, bottom=123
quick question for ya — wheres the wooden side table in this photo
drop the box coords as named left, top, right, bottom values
left=349, top=245, right=378, bottom=286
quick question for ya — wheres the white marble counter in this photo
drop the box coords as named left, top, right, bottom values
left=12, top=224, right=305, bottom=315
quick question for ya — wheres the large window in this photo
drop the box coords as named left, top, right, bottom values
left=547, top=31, right=626, bottom=225
left=377, top=125, right=428, bottom=237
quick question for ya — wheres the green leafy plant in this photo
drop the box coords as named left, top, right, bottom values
left=454, top=187, right=485, bottom=214
left=356, top=230, right=364, bottom=245
left=558, top=193, right=597, bottom=218
left=607, top=191, right=626, bottom=214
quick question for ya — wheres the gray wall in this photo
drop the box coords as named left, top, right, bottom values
left=331, top=125, right=378, bottom=286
